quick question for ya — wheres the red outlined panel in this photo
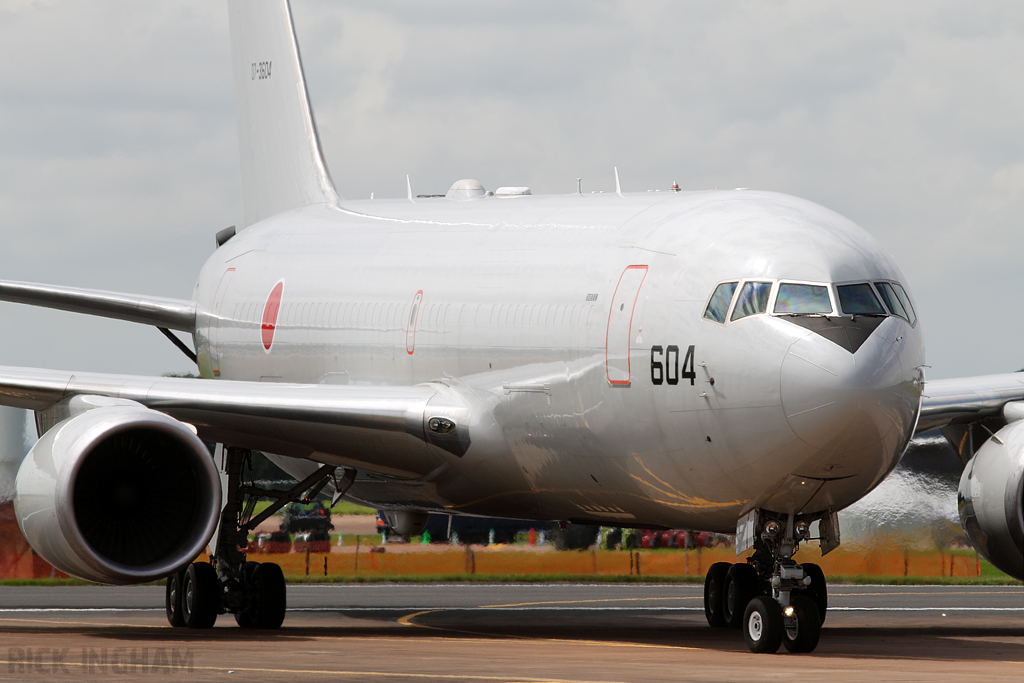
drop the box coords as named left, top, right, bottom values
left=261, top=279, right=285, bottom=352
left=406, top=290, right=423, bottom=355
left=605, top=265, right=648, bottom=385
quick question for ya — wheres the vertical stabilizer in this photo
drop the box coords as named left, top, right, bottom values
left=228, top=0, right=340, bottom=226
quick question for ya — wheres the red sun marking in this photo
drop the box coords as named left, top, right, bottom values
left=261, top=281, right=284, bottom=351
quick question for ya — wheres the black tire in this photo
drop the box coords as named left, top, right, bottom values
left=234, top=561, right=261, bottom=628
left=743, top=596, right=783, bottom=654
left=181, top=562, right=219, bottom=629
left=703, top=562, right=730, bottom=627
left=234, top=610, right=255, bottom=628
left=165, top=569, right=186, bottom=628
left=253, top=562, right=287, bottom=629
left=801, top=562, right=827, bottom=625
left=782, top=595, right=821, bottom=653
left=722, top=563, right=759, bottom=629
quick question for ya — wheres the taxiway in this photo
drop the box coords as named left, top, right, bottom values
left=0, top=583, right=1020, bottom=681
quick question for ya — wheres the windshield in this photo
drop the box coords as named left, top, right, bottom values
left=891, top=283, right=917, bottom=325
left=875, top=282, right=907, bottom=320
left=837, top=283, right=885, bottom=315
left=704, top=281, right=738, bottom=323
left=774, top=283, right=832, bottom=314
left=731, top=281, right=772, bottom=321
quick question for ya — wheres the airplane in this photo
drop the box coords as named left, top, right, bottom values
left=1, top=0, right=1021, bottom=655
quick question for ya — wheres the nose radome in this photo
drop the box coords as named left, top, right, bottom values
left=780, top=320, right=918, bottom=470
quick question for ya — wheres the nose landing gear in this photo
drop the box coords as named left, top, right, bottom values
left=703, top=511, right=830, bottom=653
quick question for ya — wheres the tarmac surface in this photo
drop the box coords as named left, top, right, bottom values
left=0, top=583, right=1021, bottom=681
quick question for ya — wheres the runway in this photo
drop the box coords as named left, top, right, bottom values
left=0, top=583, right=1021, bottom=681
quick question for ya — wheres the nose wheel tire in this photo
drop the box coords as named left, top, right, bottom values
left=743, top=596, right=783, bottom=654
left=782, top=595, right=821, bottom=653
left=165, top=569, right=186, bottom=627
left=181, top=562, right=219, bottom=629
left=722, top=563, right=759, bottom=629
left=703, top=562, right=730, bottom=627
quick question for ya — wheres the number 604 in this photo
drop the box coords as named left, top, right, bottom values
left=650, top=344, right=696, bottom=386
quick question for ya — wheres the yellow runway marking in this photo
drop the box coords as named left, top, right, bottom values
left=482, top=596, right=700, bottom=608
left=397, top=610, right=438, bottom=627
left=0, top=659, right=633, bottom=683
left=397, top=609, right=702, bottom=651
left=0, top=616, right=165, bottom=629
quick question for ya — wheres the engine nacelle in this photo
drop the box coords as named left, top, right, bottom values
left=14, top=398, right=221, bottom=584
left=958, top=420, right=1024, bottom=580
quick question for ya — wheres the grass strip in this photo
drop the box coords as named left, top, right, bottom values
left=282, top=573, right=1023, bottom=586
left=0, top=578, right=93, bottom=587
left=2, top=574, right=1018, bottom=587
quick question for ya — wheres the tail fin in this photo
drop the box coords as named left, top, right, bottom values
left=228, top=0, right=340, bottom=226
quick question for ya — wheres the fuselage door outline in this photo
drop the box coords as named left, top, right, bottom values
left=605, top=265, right=649, bottom=385
left=406, top=290, right=424, bottom=355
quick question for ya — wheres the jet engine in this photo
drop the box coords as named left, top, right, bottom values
left=14, top=399, right=221, bottom=584
left=958, top=419, right=1024, bottom=580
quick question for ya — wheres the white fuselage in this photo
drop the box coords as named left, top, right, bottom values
left=191, top=189, right=924, bottom=532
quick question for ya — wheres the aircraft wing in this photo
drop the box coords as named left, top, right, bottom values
left=917, top=372, right=1024, bottom=432
left=0, top=280, right=195, bottom=332
left=0, top=365, right=469, bottom=478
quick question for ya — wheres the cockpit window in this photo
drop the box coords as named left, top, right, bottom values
left=731, top=281, right=772, bottom=321
left=875, top=282, right=909, bottom=322
left=837, top=283, right=885, bottom=315
left=891, top=283, right=916, bottom=325
left=773, top=283, right=831, bottom=314
left=704, top=281, right=738, bottom=323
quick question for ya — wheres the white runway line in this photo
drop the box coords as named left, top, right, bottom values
left=0, top=608, right=161, bottom=612
left=1, top=606, right=1021, bottom=613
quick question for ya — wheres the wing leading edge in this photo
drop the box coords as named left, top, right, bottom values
left=0, top=365, right=471, bottom=479
left=0, top=280, right=196, bottom=332
left=917, top=372, right=1024, bottom=433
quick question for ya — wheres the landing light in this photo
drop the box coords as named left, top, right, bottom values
left=784, top=606, right=795, bottom=617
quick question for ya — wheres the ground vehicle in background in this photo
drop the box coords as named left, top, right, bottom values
left=250, top=531, right=292, bottom=554
left=639, top=530, right=728, bottom=549
left=293, top=529, right=331, bottom=553
left=280, top=501, right=334, bottom=533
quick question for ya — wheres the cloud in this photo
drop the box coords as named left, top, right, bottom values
left=0, top=0, right=1021, bottom=377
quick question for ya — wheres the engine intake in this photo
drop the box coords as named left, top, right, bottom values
left=958, top=420, right=1024, bottom=580
left=15, top=400, right=221, bottom=584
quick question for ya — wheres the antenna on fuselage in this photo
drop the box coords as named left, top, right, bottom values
left=576, top=178, right=582, bottom=195
left=614, top=167, right=622, bottom=197
left=407, top=175, right=414, bottom=202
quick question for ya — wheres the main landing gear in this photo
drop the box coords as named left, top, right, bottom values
left=165, top=446, right=352, bottom=629
left=704, top=512, right=830, bottom=653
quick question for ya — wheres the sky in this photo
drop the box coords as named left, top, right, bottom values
left=0, top=0, right=1022, bottom=380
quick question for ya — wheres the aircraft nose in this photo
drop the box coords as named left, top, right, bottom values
left=780, top=320, right=919, bottom=475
